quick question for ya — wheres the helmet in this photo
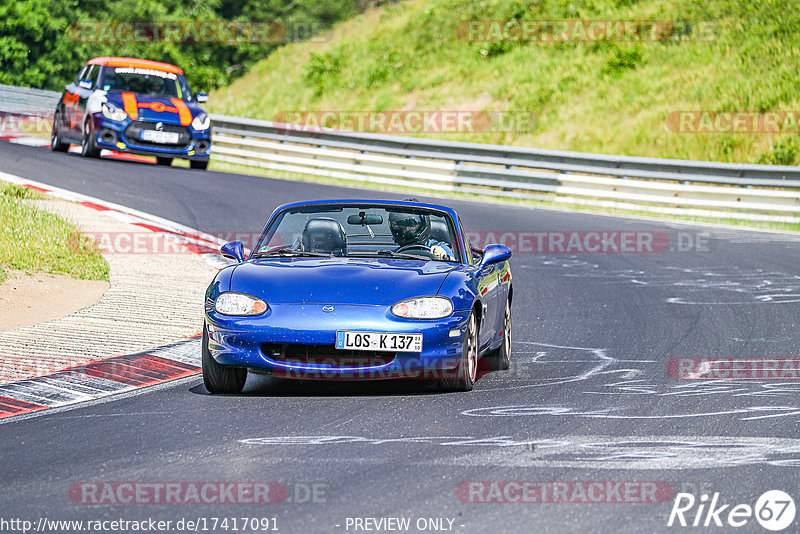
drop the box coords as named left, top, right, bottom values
left=388, top=211, right=430, bottom=247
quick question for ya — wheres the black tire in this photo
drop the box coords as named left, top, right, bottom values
left=202, top=324, right=247, bottom=394
left=439, top=310, right=478, bottom=392
left=156, top=157, right=173, bottom=166
left=487, top=298, right=511, bottom=371
left=50, top=112, right=69, bottom=152
left=190, top=159, right=209, bottom=170
left=80, top=119, right=100, bottom=158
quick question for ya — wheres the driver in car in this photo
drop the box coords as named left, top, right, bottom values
left=388, top=211, right=454, bottom=260
left=144, top=76, right=165, bottom=96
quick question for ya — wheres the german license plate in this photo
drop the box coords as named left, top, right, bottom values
left=336, top=331, right=422, bottom=352
left=141, top=130, right=180, bottom=144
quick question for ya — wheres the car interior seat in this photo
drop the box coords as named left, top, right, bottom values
left=301, top=218, right=347, bottom=256
left=429, top=219, right=451, bottom=246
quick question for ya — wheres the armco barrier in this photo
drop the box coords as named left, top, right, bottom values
left=3, top=84, right=799, bottom=223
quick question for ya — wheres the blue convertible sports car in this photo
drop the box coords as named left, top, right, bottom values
left=203, top=199, right=513, bottom=393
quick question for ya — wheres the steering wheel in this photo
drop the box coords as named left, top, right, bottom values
left=397, top=244, right=437, bottom=258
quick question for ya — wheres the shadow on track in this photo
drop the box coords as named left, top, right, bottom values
left=188, top=359, right=493, bottom=397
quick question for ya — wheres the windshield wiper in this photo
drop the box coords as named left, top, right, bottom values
left=374, top=249, right=431, bottom=261
left=252, top=247, right=333, bottom=258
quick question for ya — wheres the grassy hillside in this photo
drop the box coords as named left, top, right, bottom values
left=209, top=0, right=800, bottom=164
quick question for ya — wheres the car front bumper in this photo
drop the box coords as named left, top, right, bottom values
left=205, top=304, right=470, bottom=380
left=90, top=114, right=211, bottom=160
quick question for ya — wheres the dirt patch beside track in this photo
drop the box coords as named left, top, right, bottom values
left=0, top=270, right=109, bottom=331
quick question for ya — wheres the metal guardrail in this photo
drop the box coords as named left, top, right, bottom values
left=3, top=84, right=799, bottom=223
left=0, top=84, right=60, bottom=115
left=210, top=114, right=800, bottom=223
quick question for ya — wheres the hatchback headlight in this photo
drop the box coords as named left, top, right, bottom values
left=192, top=113, right=211, bottom=130
left=101, top=103, right=127, bottom=121
left=391, top=296, right=453, bottom=319
left=215, top=292, right=267, bottom=316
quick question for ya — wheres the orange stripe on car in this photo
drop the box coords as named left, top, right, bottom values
left=63, top=91, right=80, bottom=127
left=121, top=92, right=138, bottom=120
left=138, top=102, right=177, bottom=113
left=170, top=98, right=192, bottom=126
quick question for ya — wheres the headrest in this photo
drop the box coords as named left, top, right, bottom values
left=429, top=219, right=450, bottom=244
left=301, top=218, right=346, bottom=255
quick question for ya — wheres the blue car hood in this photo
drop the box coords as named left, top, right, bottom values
left=104, top=92, right=203, bottom=125
left=229, top=258, right=459, bottom=306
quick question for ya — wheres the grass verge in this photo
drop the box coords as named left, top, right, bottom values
left=0, top=182, right=109, bottom=284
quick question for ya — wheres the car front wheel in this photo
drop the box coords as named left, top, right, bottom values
left=439, top=310, right=478, bottom=392
left=80, top=119, right=100, bottom=158
left=202, top=324, right=247, bottom=394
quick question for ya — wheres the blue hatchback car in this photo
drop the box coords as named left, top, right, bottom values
left=203, top=199, right=513, bottom=393
left=51, top=57, right=211, bottom=169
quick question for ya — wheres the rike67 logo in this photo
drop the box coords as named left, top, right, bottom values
left=668, top=490, right=796, bottom=531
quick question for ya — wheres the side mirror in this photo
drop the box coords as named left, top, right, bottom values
left=196, top=92, right=209, bottom=103
left=220, top=241, right=245, bottom=263
left=78, top=79, right=93, bottom=89
left=478, top=244, right=511, bottom=268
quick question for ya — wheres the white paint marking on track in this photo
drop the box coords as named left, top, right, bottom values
left=477, top=341, right=616, bottom=392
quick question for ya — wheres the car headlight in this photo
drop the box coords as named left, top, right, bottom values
left=192, top=113, right=211, bottom=130
left=214, top=292, right=268, bottom=316
left=101, top=103, right=127, bottom=121
left=391, top=296, right=453, bottom=319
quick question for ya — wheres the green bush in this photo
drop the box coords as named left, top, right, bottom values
left=601, top=46, right=643, bottom=77
left=0, top=0, right=368, bottom=92
left=305, top=50, right=346, bottom=94
left=757, top=140, right=798, bottom=165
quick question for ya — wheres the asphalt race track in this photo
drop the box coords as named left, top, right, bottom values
left=3, top=141, right=800, bottom=533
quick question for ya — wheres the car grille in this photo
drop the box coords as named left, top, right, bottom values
left=124, top=121, right=191, bottom=148
left=261, top=343, right=395, bottom=367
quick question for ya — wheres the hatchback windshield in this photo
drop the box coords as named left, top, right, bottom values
left=253, top=204, right=461, bottom=262
left=99, top=67, right=195, bottom=101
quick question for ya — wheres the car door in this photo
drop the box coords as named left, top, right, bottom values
left=60, top=66, right=86, bottom=139
left=76, top=65, right=99, bottom=136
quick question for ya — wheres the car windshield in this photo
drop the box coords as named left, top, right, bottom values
left=252, top=204, right=461, bottom=262
left=99, top=66, right=195, bottom=101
